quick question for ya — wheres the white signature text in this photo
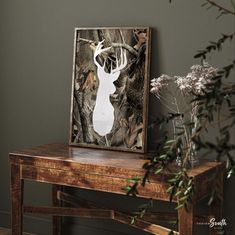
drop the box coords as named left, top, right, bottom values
left=209, top=218, right=227, bottom=228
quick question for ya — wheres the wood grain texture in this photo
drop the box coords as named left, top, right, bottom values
left=9, top=143, right=223, bottom=178
left=0, top=227, right=33, bottom=235
left=114, top=211, right=179, bottom=235
left=178, top=202, right=195, bottom=235
left=58, top=190, right=213, bottom=225
left=9, top=143, right=225, bottom=235
left=209, top=169, right=224, bottom=235
left=52, top=185, right=62, bottom=235
left=24, top=206, right=179, bottom=235
left=24, top=206, right=114, bottom=219
left=10, top=163, right=23, bottom=235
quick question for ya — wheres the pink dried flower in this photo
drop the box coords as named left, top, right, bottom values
left=150, top=74, right=174, bottom=98
left=175, top=62, right=219, bottom=95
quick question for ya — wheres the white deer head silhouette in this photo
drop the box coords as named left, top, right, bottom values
left=92, top=40, right=127, bottom=136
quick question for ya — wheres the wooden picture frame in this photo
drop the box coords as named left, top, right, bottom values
left=69, top=27, right=151, bottom=153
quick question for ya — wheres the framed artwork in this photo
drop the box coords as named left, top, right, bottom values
left=69, top=27, right=151, bottom=153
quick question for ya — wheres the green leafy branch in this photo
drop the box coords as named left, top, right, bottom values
left=191, top=61, right=235, bottom=178
left=170, top=0, right=235, bottom=17
left=167, top=170, right=194, bottom=210
left=194, top=33, right=235, bottom=60
left=142, top=137, right=183, bottom=185
left=130, top=199, right=154, bottom=224
left=126, top=1, right=234, bottom=231
left=123, top=134, right=194, bottom=217
left=123, top=177, right=154, bottom=223
left=123, top=166, right=194, bottom=227
left=202, top=0, right=235, bottom=18
left=123, top=176, right=143, bottom=196
left=168, top=220, right=178, bottom=235
left=123, top=114, right=185, bottom=198
left=123, top=137, right=179, bottom=197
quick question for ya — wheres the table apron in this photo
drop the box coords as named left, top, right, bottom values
left=21, top=164, right=173, bottom=202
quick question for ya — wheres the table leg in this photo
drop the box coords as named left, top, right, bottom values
left=178, top=203, right=194, bottom=235
left=11, top=163, right=24, bottom=235
left=52, top=185, right=63, bottom=235
left=209, top=171, right=224, bottom=235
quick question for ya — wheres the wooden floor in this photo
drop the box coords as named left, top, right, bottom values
left=0, top=227, right=33, bottom=235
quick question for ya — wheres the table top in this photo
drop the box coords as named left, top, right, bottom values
left=9, top=143, right=225, bottom=202
left=10, top=143, right=147, bottom=168
left=9, top=143, right=224, bottom=180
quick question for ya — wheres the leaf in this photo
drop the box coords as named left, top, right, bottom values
left=131, top=216, right=136, bottom=225
left=175, top=204, right=184, bottom=210
left=140, top=209, right=146, bottom=218
left=155, top=168, right=163, bottom=174
left=127, top=179, right=138, bottom=184
left=159, top=154, right=167, bottom=159
left=122, top=186, right=131, bottom=192
left=167, top=186, right=174, bottom=193
left=209, top=41, right=217, bottom=45
left=133, top=176, right=143, bottom=181
left=165, top=140, right=175, bottom=144
left=227, top=168, right=234, bottom=178
left=178, top=180, right=184, bottom=187
left=175, top=190, right=182, bottom=197
left=178, top=196, right=188, bottom=201
left=184, top=187, right=192, bottom=195
left=187, top=179, right=193, bottom=186
left=168, top=178, right=177, bottom=183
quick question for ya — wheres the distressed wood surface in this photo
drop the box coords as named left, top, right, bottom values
left=24, top=206, right=114, bottom=219
left=0, top=227, right=33, bottom=235
left=114, top=211, right=179, bottom=235
left=23, top=206, right=179, bottom=235
left=10, top=163, right=23, bottom=235
left=52, top=185, right=62, bottom=235
left=9, top=143, right=224, bottom=202
left=209, top=169, right=224, bottom=235
left=57, top=190, right=215, bottom=225
left=178, top=202, right=195, bottom=235
left=10, top=143, right=225, bottom=235
left=9, top=143, right=223, bottom=177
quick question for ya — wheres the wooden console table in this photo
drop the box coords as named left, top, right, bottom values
left=10, top=143, right=224, bottom=235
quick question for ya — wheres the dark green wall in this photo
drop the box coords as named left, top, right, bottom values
left=0, top=0, right=234, bottom=234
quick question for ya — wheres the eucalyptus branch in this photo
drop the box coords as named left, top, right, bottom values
left=130, top=199, right=153, bottom=224
left=123, top=176, right=142, bottom=196
left=227, top=153, right=235, bottom=178
left=203, top=0, right=235, bottom=16
left=218, top=60, right=235, bottom=78
left=127, top=1, right=235, bottom=231
left=194, top=33, right=235, bottom=60
left=167, top=170, right=194, bottom=210
left=141, top=138, right=180, bottom=186
left=171, top=0, right=235, bottom=14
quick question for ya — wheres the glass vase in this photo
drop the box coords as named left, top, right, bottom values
left=189, top=115, right=199, bottom=167
left=172, top=116, right=199, bottom=168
